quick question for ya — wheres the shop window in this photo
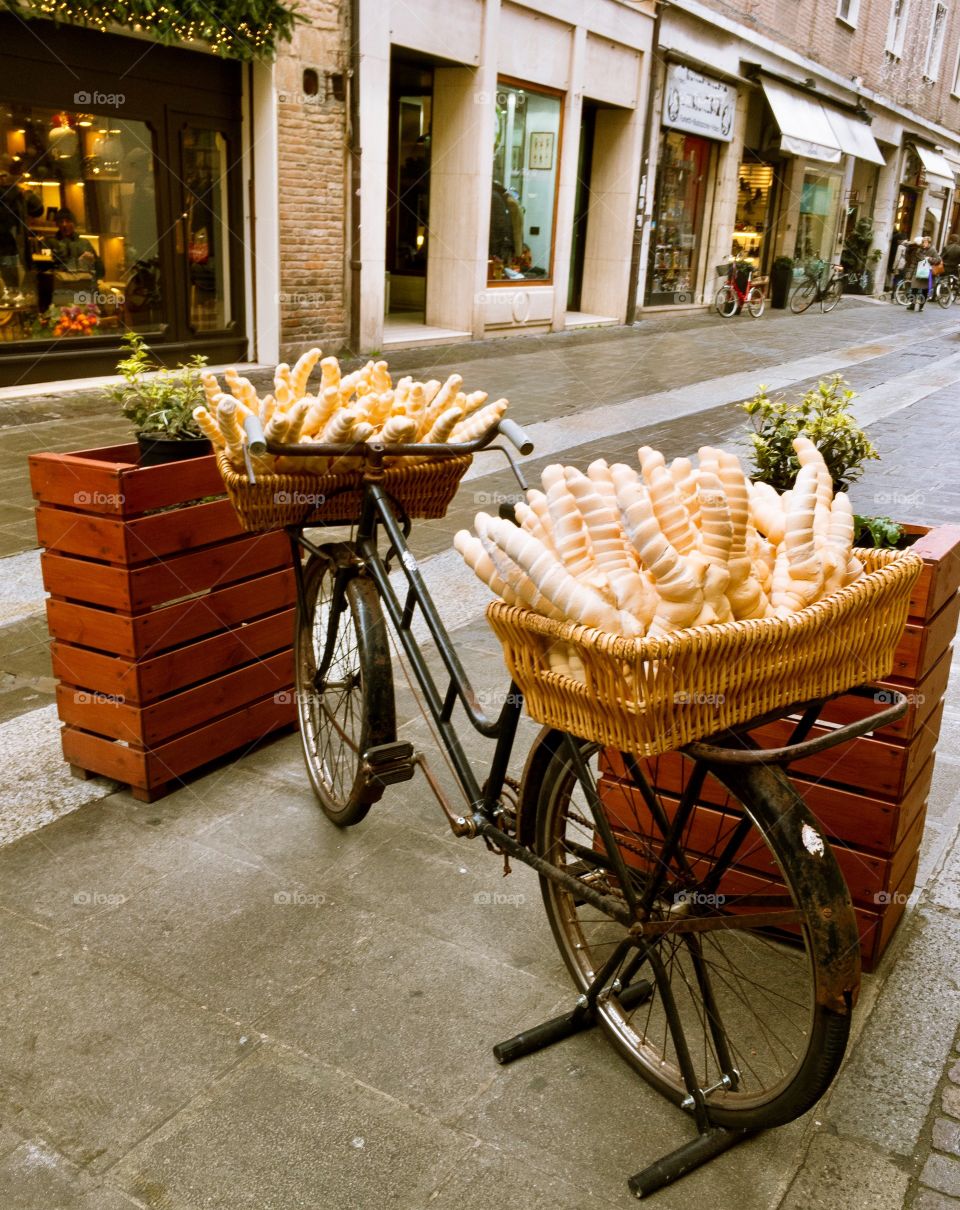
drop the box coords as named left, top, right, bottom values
left=488, top=82, right=561, bottom=283
left=925, top=2, right=948, bottom=81
left=733, top=163, right=774, bottom=269
left=646, top=131, right=711, bottom=305
left=0, top=101, right=160, bottom=342
left=886, top=0, right=910, bottom=58
left=836, top=0, right=860, bottom=26
left=795, top=168, right=842, bottom=266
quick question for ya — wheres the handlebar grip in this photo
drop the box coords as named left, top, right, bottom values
left=498, top=418, right=534, bottom=456
left=243, top=415, right=267, bottom=455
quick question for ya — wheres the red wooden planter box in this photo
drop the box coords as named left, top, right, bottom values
left=600, top=523, right=960, bottom=972
left=30, top=444, right=297, bottom=802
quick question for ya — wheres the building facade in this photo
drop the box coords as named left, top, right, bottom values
left=640, top=0, right=960, bottom=311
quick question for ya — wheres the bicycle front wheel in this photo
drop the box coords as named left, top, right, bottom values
left=789, top=281, right=816, bottom=313
left=714, top=286, right=738, bottom=318
left=894, top=280, right=912, bottom=306
left=821, top=277, right=843, bottom=313
left=531, top=734, right=858, bottom=1131
left=747, top=286, right=765, bottom=318
left=295, top=544, right=395, bottom=826
left=935, top=278, right=953, bottom=308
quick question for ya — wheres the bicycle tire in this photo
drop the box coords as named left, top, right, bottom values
left=789, top=281, right=816, bottom=313
left=530, top=732, right=857, bottom=1131
left=894, top=280, right=912, bottom=306
left=714, top=286, right=738, bottom=318
left=746, top=286, right=765, bottom=318
left=295, top=544, right=395, bottom=826
left=821, top=278, right=843, bottom=313
left=935, top=278, right=953, bottom=309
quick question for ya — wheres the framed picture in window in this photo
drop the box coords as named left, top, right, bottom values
left=528, top=131, right=554, bottom=171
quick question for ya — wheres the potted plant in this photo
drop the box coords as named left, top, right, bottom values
left=841, top=217, right=884, bottom=294
left=108, top=331, right=212, bottom=466
left=742, top=373, right=878, bottom=491
left=770, top=255, right=794, bottom=309
left=736, top=373, right=960, bottom=968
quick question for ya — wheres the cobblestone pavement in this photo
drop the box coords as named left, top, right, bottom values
left=0, top=298, right=958, bottom=1207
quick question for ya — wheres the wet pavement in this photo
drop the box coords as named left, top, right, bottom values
left=0, top=297, right=959, bottom=1207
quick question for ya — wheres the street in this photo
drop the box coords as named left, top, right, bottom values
left=0, top=297, right=959, bottom=1208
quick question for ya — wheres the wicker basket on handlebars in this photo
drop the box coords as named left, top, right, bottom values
left=486, top=547, right=923, bottom=758
left=216, top=451, right=473, bottom=532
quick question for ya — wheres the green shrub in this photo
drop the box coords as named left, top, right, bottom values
left=109, top=331, right=208, bottom=440
left=742, top=373, right=879, bottom=492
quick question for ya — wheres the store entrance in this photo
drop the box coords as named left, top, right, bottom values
left=385, top=54, right=432, bottom=329
left=733, top=161, right=775, bottom=273
left=567, top=103, right=596, bottom=312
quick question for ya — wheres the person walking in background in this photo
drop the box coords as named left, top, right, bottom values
left=902, top=236, right=940, bottom=311
left=888, top=228, right=907, bottom=299
left=942, top=232, right=960, bottom=280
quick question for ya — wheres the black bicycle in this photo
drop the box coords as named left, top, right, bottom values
left=242, top=418, right=905, bottom=1197
left=790, top=260, right=846, bottom=314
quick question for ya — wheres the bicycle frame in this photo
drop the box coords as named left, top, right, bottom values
left=266, top=421, right=910, bottom=1196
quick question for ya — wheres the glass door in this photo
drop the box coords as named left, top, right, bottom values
left=166, top=113, right=243, bottom=345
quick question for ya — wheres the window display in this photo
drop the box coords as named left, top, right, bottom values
left=646, top=130, right=711, bottom=305
left=794, top=167, right=842, bottom=265
left=732, top=162, right=774, bottom=268
left=488, top=82, right=561, bottom=283
left=0, top=101, right=160, bottom=342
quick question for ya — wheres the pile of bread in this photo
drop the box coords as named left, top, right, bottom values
left=456, top=439, right=863, bottom=660
left=196, top=350, right=508, bottom=474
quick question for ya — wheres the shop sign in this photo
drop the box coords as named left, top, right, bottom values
left=663, top=63, right=736, bottom=143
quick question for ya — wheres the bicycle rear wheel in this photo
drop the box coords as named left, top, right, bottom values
left=821, top=277, right=843, bottom=313
left=935, top=278, right=953, bottom=308
left=894, top=280, right=911, bottom=306
left=789, top=281, right=816, bottom=313
left=295, top=544, right=395, bottom=825
left=530, top=732, right=858, bottom=1131
left=714, top=286, right=738, bottom=318
left=746, top=286, right=765, bottom=318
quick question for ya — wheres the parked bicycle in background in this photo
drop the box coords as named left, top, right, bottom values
left=714, top=258, right=765, bottom=318
left=790, top=260, right=845, bottom=314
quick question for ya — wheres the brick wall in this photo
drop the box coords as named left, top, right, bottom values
left=698, top=0, right=960, bottom=132
left=274, top=0, right=349, bottom=360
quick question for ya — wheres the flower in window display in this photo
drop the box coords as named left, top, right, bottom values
left=52, top=304, right=100, bottom=337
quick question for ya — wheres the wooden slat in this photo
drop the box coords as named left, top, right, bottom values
left=814, top=648, right=952, bottom=742
left=42, top=531, right=290, bottom=611
left=60, top=690, right=296, bottom=797
left=56, top=650, right=294, bottom=745
left=35, top=498, right=243, bottom=565
left=30, top=446, right=224, bottom=516
left=45, top=568, right=296, bottom=658
left=906, top=524, right=960, bottom=621
left=891, top=591, right=960, bottom=682
left=52, top=609, right=294, bottom=703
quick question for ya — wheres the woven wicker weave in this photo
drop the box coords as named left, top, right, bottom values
left=486, top=547, right=923, bottom=758
left=217, top=451, right=472, bottom=531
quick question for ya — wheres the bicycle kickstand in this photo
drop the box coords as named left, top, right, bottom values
left=493, top=937, right=651, bottom=1064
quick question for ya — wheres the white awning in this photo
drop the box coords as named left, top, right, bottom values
left=913, top=143, right=956, bottom=191
left=760, top=78, right=841, bottom=164
left=824, top=108, right=886, bottom=166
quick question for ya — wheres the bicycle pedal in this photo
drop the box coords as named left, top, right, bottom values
left=363, top=741, right=417, bottom=786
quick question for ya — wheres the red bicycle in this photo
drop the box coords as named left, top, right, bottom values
left=714, top=259, right=766, bottom=318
